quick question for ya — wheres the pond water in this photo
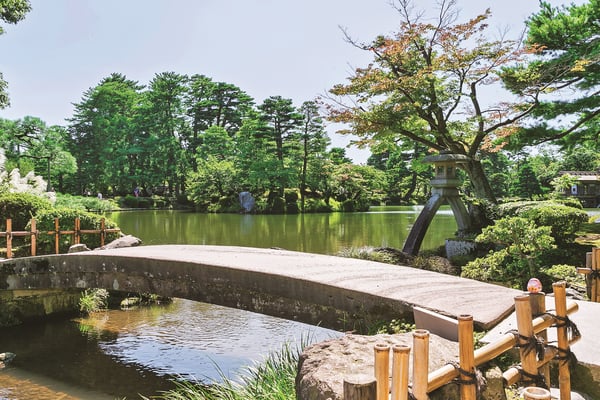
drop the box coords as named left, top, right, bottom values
left=0, top=206, right=458, bottom=399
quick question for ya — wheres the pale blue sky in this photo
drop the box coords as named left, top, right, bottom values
left=0, top=0, right=583, bottom=163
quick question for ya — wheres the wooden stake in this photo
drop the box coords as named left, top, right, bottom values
left=553, top=282, right=571, bottom=400
left=391, top=344, right=410, bottom=400
left=529, top=292, right=550, bottom=388
left=412, top=329, right=429, bottom=400
left=54, top=218, right=60, bottom=254
left=593, top=248, right=600, bottom=302
left=374, top=343, right=390, bottom=400
left=30, top=218, right=36, bottom=257
left=344, top=375, right=377, bottom=400
left=458, top=314, right=476, bottom=400
left=515, top=295, right=539, bottom=386
left=522, top=386, right=551, bottom=399
left=6, top=218, right=12, bottom=259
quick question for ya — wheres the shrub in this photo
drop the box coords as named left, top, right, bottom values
left=497, top=200, right=588, bottom=244
left=79, top=288, right=109, bottom=314
left=29, top=208, right=121, bottom=254
left=0, top=192, right=53, bottom=230
left=55, top=193, right=117, bottom=212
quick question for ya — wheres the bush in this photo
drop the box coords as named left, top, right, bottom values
left=303, top=198, right=333, bottom=213
left=0, top=192, right=53, bottom=230
left=55, top=193, right=117, bottom=212
left=29, top=208, right=121, bottom=254
left=497, top=200, right=588, bottom=244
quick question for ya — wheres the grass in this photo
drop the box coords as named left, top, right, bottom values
left=143, top=341, right=301, bottom=400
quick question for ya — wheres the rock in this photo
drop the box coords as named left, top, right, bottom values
left=0, top=352, right=16, bottom=368
left=296, top=332, right=475, bottom=400
left=120, top=297, right=141, bottom=309
left=239, top=191, right=255, bottom=213
left=481, top=366, right=506, bottom=400
left=97, top=234, right=142, bottom=250
left=68, top=243, right=91, bottom=253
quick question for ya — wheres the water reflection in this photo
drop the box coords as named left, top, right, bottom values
left=0, top=299, right=340, bottom=399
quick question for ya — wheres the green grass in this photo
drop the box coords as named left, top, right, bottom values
left=144, top=341, right=300, bottom=400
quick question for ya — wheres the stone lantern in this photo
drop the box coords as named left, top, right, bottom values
left=402, top=151, right=472, bottom=255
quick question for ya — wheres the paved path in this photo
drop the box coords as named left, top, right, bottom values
left=81, top=245, right=522, bottom=329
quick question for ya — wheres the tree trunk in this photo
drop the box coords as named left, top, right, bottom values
left=463, top=159, right=497, bottom=203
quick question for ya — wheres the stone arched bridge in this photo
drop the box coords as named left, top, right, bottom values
left=0, top=245, right=520, bottom=331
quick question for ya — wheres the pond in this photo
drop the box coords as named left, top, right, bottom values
left=0, top=206, right=458, bottom=399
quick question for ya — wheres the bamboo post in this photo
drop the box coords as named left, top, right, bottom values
left=412, top=329, right=429, bottom=400
left=529, top=292, right=550, bottom=388
left=391, top=344, right=410, bottom=400
left=374, top=343, right=390, bottom=400
left=553, top=282, right=571, bottom=400
left=30, top=218, right=37, bottom=256
left=593, top=251, right=597, bottom=302
left=515, top=294, right=539, bottom=386
left=6, top=218, right=12, bottom=259
left=344, top=375, right=377, bottom=400
left=100, top=217, right=106, bottom=247
left=458, top=315, right=476, bottom=400
left=54, top=218, right=60, bottom=254
left=522, top=386, right=551, bottom=399
left=74, top=217, right=81, bottom=245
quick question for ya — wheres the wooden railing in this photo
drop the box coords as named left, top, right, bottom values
left=0, top=218, right=120, bottom=258
left=344, top=281, right=579, bottom=400
left=578, top=247, right=600, bottom=302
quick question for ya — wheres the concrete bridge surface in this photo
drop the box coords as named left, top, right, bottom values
left=0, top=245, right=521, bottom=331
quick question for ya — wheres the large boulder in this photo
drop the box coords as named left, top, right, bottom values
left=96, top=234, right=142, bottom=250
left=296, top=332, right=492, bottom=400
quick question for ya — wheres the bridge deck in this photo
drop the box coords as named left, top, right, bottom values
left=75, top=245, right=521, bottom=329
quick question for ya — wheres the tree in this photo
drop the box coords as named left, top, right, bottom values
left=68, top=73, right=145, bottom=195
left=327, top=0, right=544, bottom=203
left=257, top=96, right=303, bottom=196
left=0, top=0, right=31, bottom=108
left=502, top=0, right=600, bottom=151
left=512, top=160, right=543, bottom=200
left=297, top=101, right=330, bottom=211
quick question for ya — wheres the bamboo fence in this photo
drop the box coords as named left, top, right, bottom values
left=0, top=217, right=120, bottom=258
left=344, top=281, right=579, bottom=400
left=578, top=247, right=600, bottom=302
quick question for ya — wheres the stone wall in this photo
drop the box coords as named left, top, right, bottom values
left=0, top=289, right=81, bottom=327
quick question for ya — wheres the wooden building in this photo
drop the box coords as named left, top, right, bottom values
left=560, top=170, right=600, bottom=208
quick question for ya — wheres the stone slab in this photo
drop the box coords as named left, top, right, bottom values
left=80, top=245, right=521, bottom=329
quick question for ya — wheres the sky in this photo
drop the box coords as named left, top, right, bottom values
left=0, top=0, right=584, bottom=163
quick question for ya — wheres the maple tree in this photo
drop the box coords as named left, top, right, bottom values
left=327, top=0, right=543, bottom=202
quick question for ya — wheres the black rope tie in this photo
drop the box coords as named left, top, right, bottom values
left=515, top=366, right=549, bottom=390
left=589, top=269, right=600, bottom=280
left=447, top=360, right=485, bottom=394
left=547, top=343, right=579, bottom=368
left=508, top=330, right=546, bottom=360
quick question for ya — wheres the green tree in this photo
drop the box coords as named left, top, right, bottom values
left=143, top=71, right=189, bottom=194
left=0, top=0, right=31, bottom=108
left=462, top=217, right=556, bottom=288
left=257, top=96, right=303, bottom=196
left=68, top=73, right=145, bottom=195
left=328, top=1, right=538, bottom=203
left=512, top=160, right=543, bottom=199
left=297, top=101, right=330, bottom=211
left=502, top=0, right=600, bottom=151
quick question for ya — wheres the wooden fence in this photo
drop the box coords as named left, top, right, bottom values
left=0, top=218, right=120, bottom=258
left=578, top=247, right=600, bottom=302
left=344, top=281, right=579, bottom=400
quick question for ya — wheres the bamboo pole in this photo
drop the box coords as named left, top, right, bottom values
left=374, top=343, right=390, bottom=400
left=6, top=218, right=12, bottom=259
left=54, top=218, right=60, bottom=254
left=100, top=218, right=106, bottom=247
left=529, top=292, right=550, bottom=388
left=412, top=329, right=429, bottom=400
left=344, top=375, right=377, bottom=400
left=30, top=218, right=37, bottom=256
left=515, top=294, right=539, bottom=386
left=458, top=315, right=476, bottom=400
left=391, top=344, right=410, bottom=400
left=427, top=300, right=578, bottom=392
left=74, top=217, right=81, bottom=245
left=593, top=248, right=600, bottom=302
left=553, top=282, right=571, bottom=400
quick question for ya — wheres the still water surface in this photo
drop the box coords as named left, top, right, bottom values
left=0, top=207, right=457, bottom=399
